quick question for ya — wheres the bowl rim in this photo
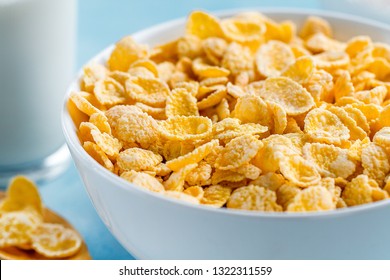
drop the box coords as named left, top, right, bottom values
left=62, top=7, right=390, bottom=219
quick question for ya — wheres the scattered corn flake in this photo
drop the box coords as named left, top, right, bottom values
left=164, top=163, right=198, bottom=192
left=201, top=185, right=232, bottom=208
left=281, top=56, right=315, bottom=84
left=116, top=148, right=162, bottom=173
left=135, top=102, right=166, bottom=120
left=211, top=169, right=246, bottom=185
left=108, top=36, right=149, bottom=71
left=256, top=40, right=295, bottom=77
left=89, top=112, right=111, bottom=134
left=166, top=140, right=218, bottom=171
left=82, top=63, right=108, bottom=92
left=183, top=186, right=204, bottom=200
left=121, top=170, right=165, bottom=193
left=216, top=98, right=230, bottom=120
left=259, top=77, right=315, bottom=116
left=215, top=135, right=263, bottom=170
left=0, top=211, right=41, bottom=248
left=158, top=116, right=212, bottom=141
left=268, top=101, right=287, bottom=134
left=287, top=186, right=335, bottom=212
left=186, top=11, right=224, bottom=39
left=276, top=183, right=301, bottom=210
left=233, top=164, right=262, bottom=180
left=0, top=176, right=43, bottom=216
left=303, top=69, right=334, bottom=102
left=166, top=87, right=199, bottom=118
left=94, top=77, right=126, bottom=107
left=304, top=108, right=350, bottom=145
left=197, top=87, right=227, bottom=110
left=227, top=185, right=282, bottom=212
left=83, top=141, right=114, bottom=172
left=232, top=94, right=272, bottom=127
left=279, top=155, right=321, bottom=188
left=303, top=143, right=356, bottom=179
left=361, top=142, right=390, bottom=186
left=185, top=161, right=212, bottom=186
left=342, top=175, right=387, bottom=206
left=125, top=76, right=170, bottom=107
left=299, top=16, right=332, bottom=39
left=222, top=18, right=265, bottom=44
left=30, top=223, right=82, bottom=259
left=345, top=36, right=372, bottom=58
left=251, top=172, right=286, bottom=192
left=69, top=91, right=102, bottom=117
left=192, top=57, right=230, bottom=78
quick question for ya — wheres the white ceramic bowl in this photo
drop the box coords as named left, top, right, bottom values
left=62, top=8, right=390, bottom=259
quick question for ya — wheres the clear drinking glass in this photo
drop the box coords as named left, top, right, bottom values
left=0, top=0, right=77, bottom=186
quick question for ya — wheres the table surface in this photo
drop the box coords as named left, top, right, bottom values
left=34, top=0, right=354, bottom=260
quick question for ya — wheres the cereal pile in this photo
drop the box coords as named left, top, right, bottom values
left=0, top=176, right=82, bottom=258
left=68, top=11, right=390, bottom=212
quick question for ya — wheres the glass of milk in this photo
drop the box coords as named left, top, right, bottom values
left=0, top=0, right=77, bottom=186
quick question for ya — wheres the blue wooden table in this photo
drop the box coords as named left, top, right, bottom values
left=42, top=0, right=324, bottom=260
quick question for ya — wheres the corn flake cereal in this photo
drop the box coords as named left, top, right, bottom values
left=71, top=10, right=390, bottom=213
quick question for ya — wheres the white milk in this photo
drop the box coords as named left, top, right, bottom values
left=0, top=0, right=76, bottom=167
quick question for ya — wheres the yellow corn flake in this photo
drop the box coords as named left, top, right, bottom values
left=81, top=63, right=109, bottom=92
left=215, top=135, right=263, bottom=170
left=177, top=35, right=203, bottom=59
left=279, top=155, right=321, bottom=188
left=281, top=56, right=315, bottom=84
left=227, top=185, right=282, bottom=212
left=365, top=58, right=390, bottom=80
left=361, top=142, right=390, bottom=186
left=108, top=36, right=149, bottom=71
left=192, top=57, right=230, bottom=78
left=165, top=88, right=199, bottom=118
left=0, top=211, right=41, bottom=248
left=183, top=186, right=204, bottom=200
left=116, top=148, right=162, bottom=173
left=355, top=85, right=387, bottom=105
left=202, top=37, right=228, bottom=65
left=30, top=223, right=82, bottom=259
left=158, top=116, right=212, bottom=141
left=343, top=105, right=370, bottom=134
left=378, top=104, right=390, bottom=129
left=305, top=32, right=345, bottom=53
left=342, top=175, right=388, bottom=206
left=114, top=110, right=160, bottom=149
left=164, top=164, right=198, bottom=192
left=200, top=185, right=232, bottom=208
left=216, top=98, right=230, bottom=120
left=222, top=42, right=254, bottom=78
left=373, top=127, right=390, bottom=151
left=69, top=91, right=102, bottom=117
left=164, top=191, right=200, bottom=204
left=186, top=11, right=224, bottom=39
left=89, top=112, right=111, bottom=134
left=135, top=102, right=166, bottom=120
left=284, top=117, right=303, bottom=134
left=276, top=183, right=301, bottom=210
left=197, top=87, right=227, bottom=110
left=314, top=51, right=350, bottom=70
left=222, top=18, right=265, bottom=44
left=259, top=77, right=315, bottom=116
left=210, top=169, right=246, bottom=185
left=121, top=170, right=165, bottom=193
left=287, top=186, right=335, bottom=212
left=326, top=105, right=367, bottom=140
left=130, top=59, right=159, bottom=78
left=232, top=94, right=272, bottom=127
left=125, top=76, right=170, bottom=107
left=166, top=140, right=218, bottom=171
left=233, top=164, right=262, bottom=180
left=0, top=176, right=43, bottom=216
left=299, top=16, right=332, bottom=39
left=251, top=172, right=286, bottom=192
left=83, top=141, right=114, bottom=172
left=252, top=135, right=298, bottom=173
left=256, top=40, right=295, bottom=77
left=93, top=77, right=126, bottom=107
left=199, top=77, right=228, bottom=87
left=303, top=143, right=356, bottom=179
left=333, top=70, right=354, bottom=102
left=90, top=129, right=122, bottom=158
left=268, top=101, right=287, bottom=134
left=185, top=161, right=212, bottom=186
left=345, top=36, right=372, bottom=58
left=304, top=108, right=350, bottom=145
left=303, top=69, right=334, bottom=102
left=347, top=137, right=370, bottom=162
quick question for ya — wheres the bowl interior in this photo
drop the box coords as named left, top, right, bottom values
left=62, top=8, right=390, bottom=218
